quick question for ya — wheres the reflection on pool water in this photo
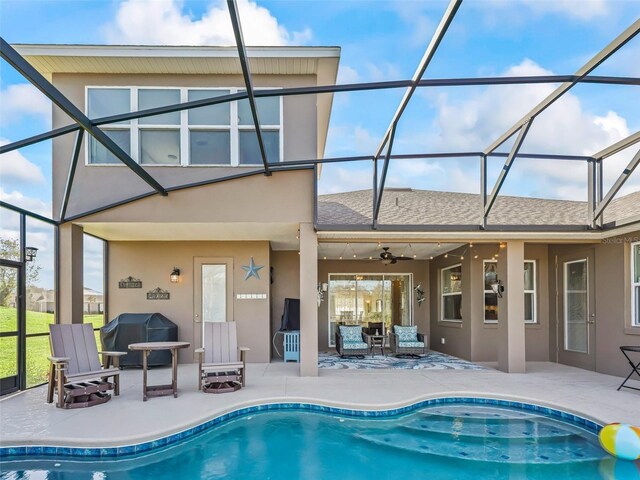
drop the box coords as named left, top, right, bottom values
left=1, top=404, right=638, bottom=480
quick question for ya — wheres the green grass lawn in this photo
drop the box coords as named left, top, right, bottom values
left=0, top=306, right=104, bottom=388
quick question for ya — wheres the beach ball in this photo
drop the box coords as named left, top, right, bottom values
left=599, top=423, right=640, bottom=461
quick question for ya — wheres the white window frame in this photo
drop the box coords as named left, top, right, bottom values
left=524, top=260, right=537, bottom=324
left=483, top=260, right=498, bottom=324
left=632, top=242, right=640, bottom=327
left=85, top=86, right=283, bottom=166
left=85, top=86, right=132, bottom=166
left=441, top=263, right=462, bottom=323
left=327, top=273, right=413, bottom=347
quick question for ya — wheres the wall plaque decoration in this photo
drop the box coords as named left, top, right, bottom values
left=119, top=276, right=142, bottom=289
left=147, top=287, right=170, bottom=300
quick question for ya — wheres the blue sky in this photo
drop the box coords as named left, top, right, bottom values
left=1, top=0, right=639, bottom=289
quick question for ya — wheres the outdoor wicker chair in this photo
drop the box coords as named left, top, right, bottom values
left=389, top=325, right=427, bottom=358
left=47, top=323, right=126, bottom=409
left=335, top=325, right=369, bottom=358
left=196, top=322, right=249, bottom=393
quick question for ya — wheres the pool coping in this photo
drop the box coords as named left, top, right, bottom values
left=0, top=395, right=604, bottom=459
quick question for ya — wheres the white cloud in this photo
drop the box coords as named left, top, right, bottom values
left=0, top=84, right=51, bottom=127
left=419, top=58, right=639, bottom=200
left=318, top=164, right=373, bottom=195
left=522, top=0, right=608, bottom=20
left=0, top=138, right=46, bottom=185
left=0, top=187, right=51, bottom=218
left=337, top=65, right=360, bottom=85
left=103, top=0, right=311, bottom=46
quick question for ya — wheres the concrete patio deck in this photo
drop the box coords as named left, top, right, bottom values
left=0, top=361, right=638, bottom=448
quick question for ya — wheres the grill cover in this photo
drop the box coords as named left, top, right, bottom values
left=101, top=313, right=178, bottom=367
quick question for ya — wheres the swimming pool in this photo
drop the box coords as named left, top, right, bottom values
left=1, top=401, right=635, bottom=479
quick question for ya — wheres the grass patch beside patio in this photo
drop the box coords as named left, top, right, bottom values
left=0, top=306, right=104, bottom=387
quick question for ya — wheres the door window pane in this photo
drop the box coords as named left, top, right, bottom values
left=202, top=265, right=226, bottom=323
left=138, top=89, right=180, bottom=125
left=89, top=129, right=130, bottom=164
left=190, top=131, right=231, bottom=165
left=238, top=96, right=280, bottom=125
left=140, top=130, right=180, bottom=164
left=84, top=234, right=105, bottom=329
left=188, top=90, right=230, bottom=125
left=88, top=88, right=130, bottom=124
left=239, top=130, right=279, bottom=165
left=564, top=260, right=588, bottom=353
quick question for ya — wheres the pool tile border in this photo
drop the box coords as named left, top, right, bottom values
left=0, top=397, right=604, bottom=459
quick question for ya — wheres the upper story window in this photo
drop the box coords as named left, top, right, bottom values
left=633, top=242, right=640, bottom=327
left=86, top=87, right=282, bottom=166
left=441, top=264, right=462, bottom=322
left=482, top=259, right=537, bottom=324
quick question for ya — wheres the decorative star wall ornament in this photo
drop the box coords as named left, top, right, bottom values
left=242, top=257, right=264, bottom=281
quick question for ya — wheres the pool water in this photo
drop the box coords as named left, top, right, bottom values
left=1, top=404, right=638, bottom=480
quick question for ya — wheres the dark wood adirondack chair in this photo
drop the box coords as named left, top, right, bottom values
left=47, top=323, right=126, bottom=408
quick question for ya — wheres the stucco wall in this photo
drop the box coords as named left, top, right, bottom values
left=317, top=259, right=430, bottom=352
left=107, top=240, right=271, bottom=364
left=548, top=232, right=640, bottom=377
left=51, top=72, right=319, bottom=219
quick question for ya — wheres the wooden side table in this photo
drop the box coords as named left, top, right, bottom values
left=128, top=341, right=190, bottom=401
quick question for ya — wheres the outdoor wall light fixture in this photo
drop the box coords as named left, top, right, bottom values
left=170, top=267, right=181, bottom=283
left=25, top=246, right=38, bottom=262
left=317, top=282, right=328, bottom=306
left=491, top=280, right=505, bottom=298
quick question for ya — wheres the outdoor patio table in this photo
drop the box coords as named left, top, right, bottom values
left=617, top=346, right=640, bottom=392
left=364, top=334, right=388, bottom=357
left=128, top=341, right=190, bottom=401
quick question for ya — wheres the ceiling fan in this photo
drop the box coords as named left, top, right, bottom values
left=379, top=247, right=413, bottom=265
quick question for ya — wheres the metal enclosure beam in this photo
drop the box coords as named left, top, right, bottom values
left=483, top=19, right=640, bottom=155
left=60, top=130, right=84, bottom=221
left=373, top=123, right=397, bottom=226
left=373, top=0, right=462, bottom=159
left=587, top=158, right=597, bottom=229
left=593, top=148, right=640, bottom=221
left=227, top=0, right=271, bottom=175
left=480, top=154, right=487, bottom=228
left=3, top=73, right=637, bottom=156
left=592, top=131, right=640, bottom=160
left=484, top=120, right=533, bottom=219
left=0, top=37, right=167, bottom=196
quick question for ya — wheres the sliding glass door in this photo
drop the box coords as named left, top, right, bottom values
left=328, top=274, right=412, bottom=346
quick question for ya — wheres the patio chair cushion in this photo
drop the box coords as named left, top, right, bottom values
left=398, top=341, right=425, bottom=349
left=394, top=325, right=418, bottom=342
left=342, top=341, right=369, bottom=350
left=339, top=325, right=363, bottom=343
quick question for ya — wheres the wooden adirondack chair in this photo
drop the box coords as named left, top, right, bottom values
left=196, top=322, right=249, bottom=393
left=47, top=323, right=126, bottom=408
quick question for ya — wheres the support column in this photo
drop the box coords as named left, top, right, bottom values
left=299, top=222, right=318, bottom=376
left=497, top=241, right=526, bottom=373
left=57, top=223, right=84, bottom=324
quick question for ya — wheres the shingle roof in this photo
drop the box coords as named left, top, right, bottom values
left=317, top=188, right=640, bottom=226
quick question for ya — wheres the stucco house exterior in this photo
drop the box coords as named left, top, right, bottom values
left=7, top=43, right=640, bottom=384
